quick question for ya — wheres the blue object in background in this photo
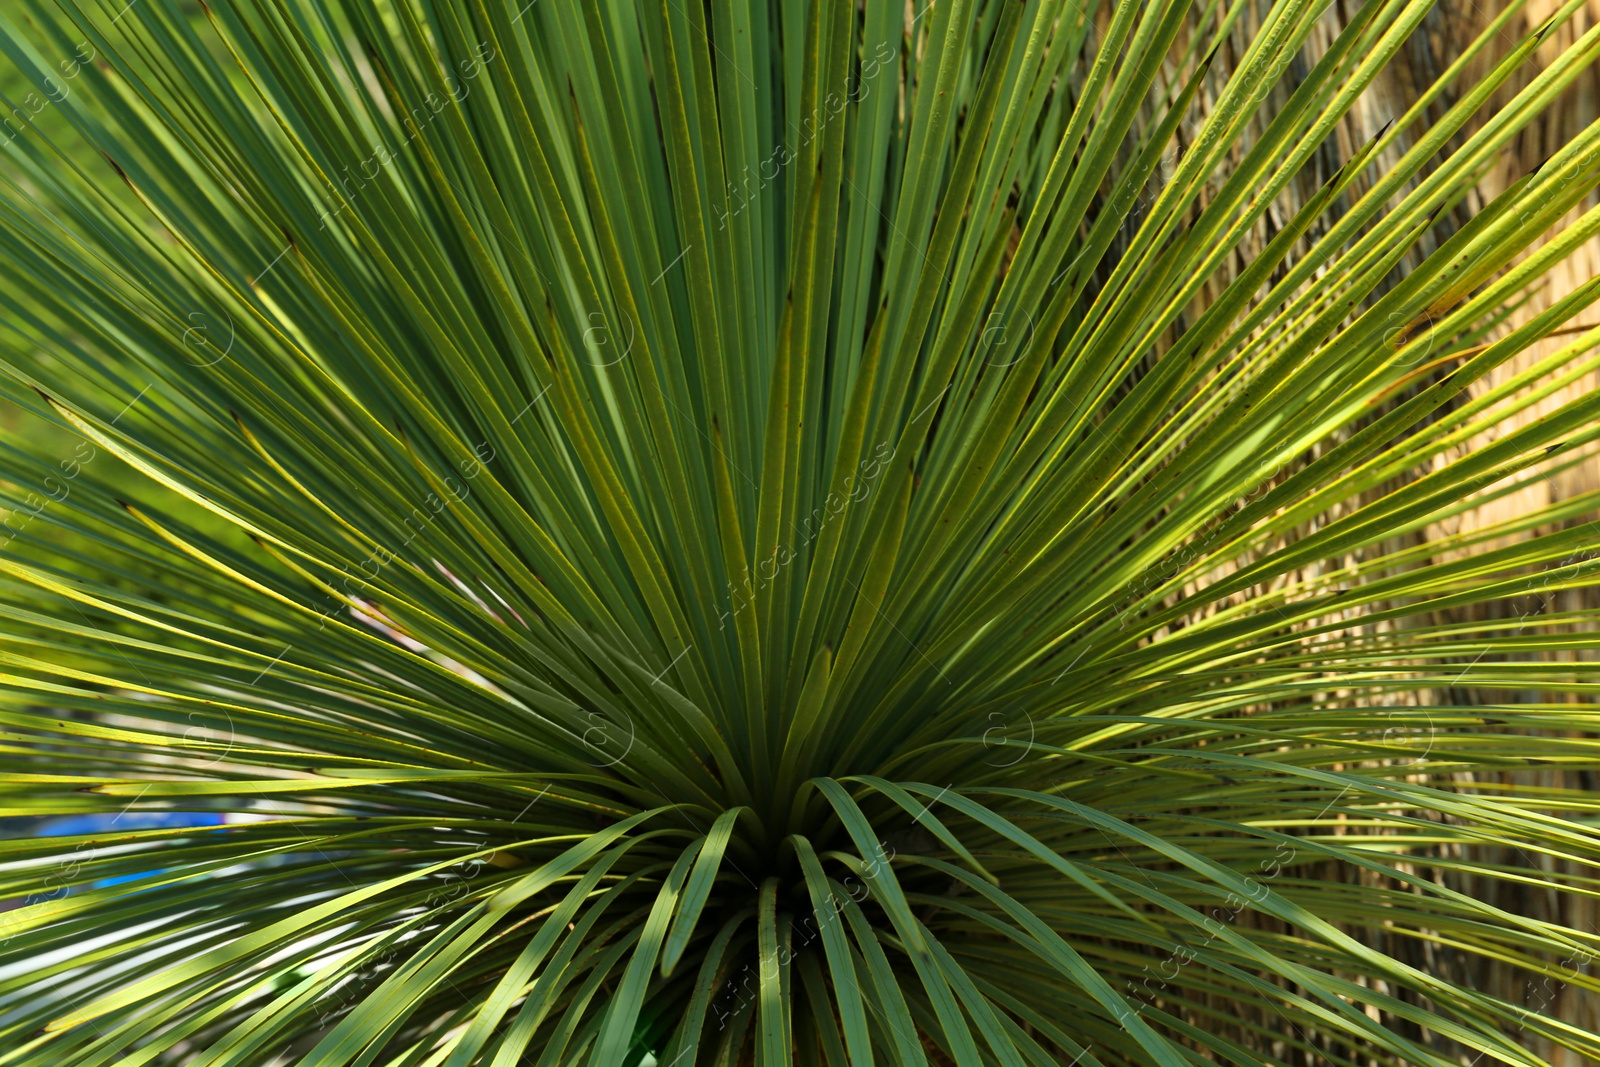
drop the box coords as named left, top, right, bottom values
left=39, top=812, right=225, bottom=890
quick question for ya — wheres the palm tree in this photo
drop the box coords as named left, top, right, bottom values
left=1, top=0, right=1599, bottom=1062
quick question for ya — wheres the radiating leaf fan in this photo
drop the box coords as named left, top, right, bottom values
left=0, top=0, right=1599, bottom=1063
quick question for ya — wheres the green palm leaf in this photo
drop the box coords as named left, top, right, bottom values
left=0, top=0, right=1599, bottom=1062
